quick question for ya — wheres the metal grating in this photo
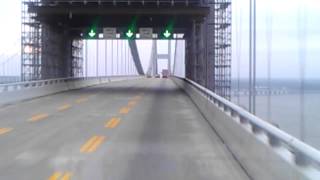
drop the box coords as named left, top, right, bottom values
left=207, top=0, right=231, bottom=99
left=21, top=0, right=42, bottom=81
left=72, top=40, right=84, bottom=77
left=22, top=0, right=85, bottom=80
left=186, top=0, right=231, bottom=99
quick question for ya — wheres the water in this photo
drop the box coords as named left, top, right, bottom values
left=0, top=76, right=20, bottom=84
left=231, top=79, right=320, bottom=150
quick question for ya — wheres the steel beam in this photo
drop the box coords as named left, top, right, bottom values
left=128, top=40, right=144, bottom=75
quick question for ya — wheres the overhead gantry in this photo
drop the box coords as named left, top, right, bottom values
left=23, top=0, right=209, bottom=80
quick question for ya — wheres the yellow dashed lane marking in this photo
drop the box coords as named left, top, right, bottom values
left=28, top=113, right=49, bottom=122
left=0, top=128, right=13, bottom=135
left=58, top=104, right=72, bottom=111
left=105, top=117, right=121, bottom=128
left=48, top=172, right=62, bottom=180
left=61, top=172, right=73, bottom=180
left=80, top=136, right=105, bottom=153
left=75, top=97, right=88, bottom=104
left=132, top=95, right=142, bottom=100
left=119, top=107, right=130, bottom=114
left=128, top=100, right=137, bottom=107
left=48, top=172, right=72, bottom=180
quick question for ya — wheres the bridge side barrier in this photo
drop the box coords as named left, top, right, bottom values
left=0, top=76, right=141, bottom=106
left=172, top=77, right=320, bottom=180
left=37, top=0, right=201, bottom=6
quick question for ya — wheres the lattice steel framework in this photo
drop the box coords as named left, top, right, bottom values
left=72, top=40, right=84, bottom=77
left=22, top=0, right=84, bottom=81
left=21, top=0, right=42, bottom=81
left=186, top=0, right=231, bottom=99
left=207, top=0, right=231, bottom=99
left=23, top=0, right=207, bottom=82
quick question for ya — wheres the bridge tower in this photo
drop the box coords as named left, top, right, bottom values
left=147, top=40, right=172, bottom=77
left=185, top=0, right=231, bottom=99
left=21, top=0, right=231, bottom=99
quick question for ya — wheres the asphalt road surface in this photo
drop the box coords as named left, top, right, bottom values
left=0, top=78, right=249, bottom=180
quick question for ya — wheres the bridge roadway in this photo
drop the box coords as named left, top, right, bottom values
left=0, top=78, right=250, bottom=180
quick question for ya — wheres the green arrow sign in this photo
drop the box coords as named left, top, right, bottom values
left=88, top=29, right=96, bottom=38
left=126, top=29, right=134, bottom=38
left=163, top=30, right=172, bottom=38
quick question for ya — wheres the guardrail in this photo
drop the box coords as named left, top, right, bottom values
left=185, top=78, right=320, bottom=167
left=173, top=77, right=320, bottom=179
left=0, top=76, right=135, bottom=93
left=28, top=0, right=201, bottom=6
left=0, top=75, right=141, bottom=105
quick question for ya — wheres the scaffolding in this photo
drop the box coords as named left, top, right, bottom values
left=22, top=0, right=84, bottom=80
left=21, top=0, right=42, bottom=81
left=186, top=0, right=231, bottom=99
left=72, top=40, right=84, bottom=77
left=207, top=0, right=232, bottom=99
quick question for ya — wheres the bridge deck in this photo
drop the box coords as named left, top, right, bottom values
left=0, top=79, right=249, bottom=180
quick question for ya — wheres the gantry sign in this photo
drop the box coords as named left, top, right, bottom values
left=84, top=27, right=175, bottom=39
left=24, top=0, right=231, bottom=92
left=23, top=0, right=231, bottom=99
left=28, top=1, right=209, bottom=40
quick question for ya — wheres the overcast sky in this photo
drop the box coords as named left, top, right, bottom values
left=233, top=0, right=320, bottom=79
left=0, top=0, right=319, bottom=79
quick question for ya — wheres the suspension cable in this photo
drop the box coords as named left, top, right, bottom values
left=235, top=0, right=242, bottom=105
left=298, top=1, right=307, bottom=141
left=266, top=0, right=273, bottom=123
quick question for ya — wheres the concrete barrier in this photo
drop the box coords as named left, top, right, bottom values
left=0, top=76, right=142, bottom=106
left=172, top=77, right=320, bottom=180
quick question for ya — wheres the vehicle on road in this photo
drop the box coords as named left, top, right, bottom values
left=162, top=69, right=169, bottom=78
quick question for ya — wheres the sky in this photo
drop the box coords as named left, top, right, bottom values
left=0, top=0, right=21, bottom=55
left=0, top=0, right=319, bottom=79
left=233, top=0, right=320, bottom=79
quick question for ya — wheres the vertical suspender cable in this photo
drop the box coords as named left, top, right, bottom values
left=173, top=39, right=178, bottom=76
left=111, top=40, right=113, bottom=76
left=126, top=41, right=128, bottom=75
left=249, top=0, right=256, bottom=114
left=266, top=0, right=273, bottom=122
left=252, top=0, right=257, bottom=115
left=127, top=42, right=128, bottom=75
left=121, top=40, right=123, bottom=75
left=122, top=40, right=126, bottom=75
left=298, top=2, right=306, bottom=141
left=119, top=40, right=121, bottom=75
left=236, top=0, right=242, bottom=105
left=120, top=40, right=122, bottom=75
left=124, top=41, right=126, bottom=75
left=249, top=0, right=253, bottom=112
left=249, top=0, right=252, bottom=112
left=127, top=41, right=129, bottom=75
left=105, top=40, right=107, bottom=76
left=129, top=46, right=131, bottom=75
left=117, top=40, right=119, bottom=75
left=123, top=41, right=124, bottom=75
left=85, top=40, right=87, bottom=78
left=96, top=40, right=99, bottom=77
left=123, top=41, right=127, bottom=75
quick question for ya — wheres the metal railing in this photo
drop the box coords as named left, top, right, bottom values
left=30, top=0, right=201, bottom=6
left=0, top=76, right=132, bottom=93
left=184, top=77, right=320, bottom=170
